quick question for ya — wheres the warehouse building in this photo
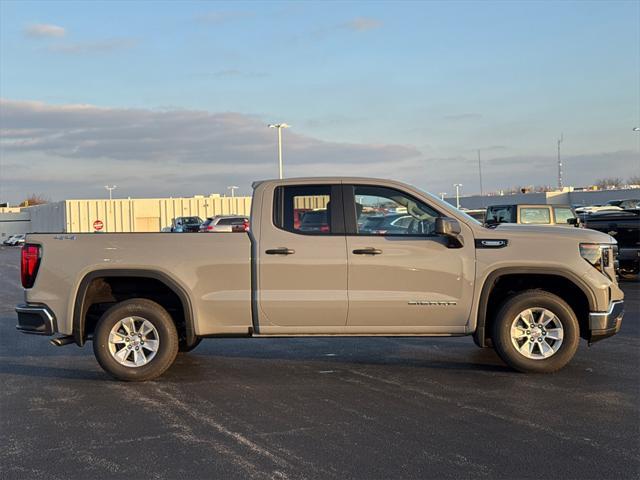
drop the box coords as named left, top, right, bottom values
left=2, top=194, right=252, bottom=236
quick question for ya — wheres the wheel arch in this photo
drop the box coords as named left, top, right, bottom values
left=473, top=267, right=596, bottom=348
left=72, top=269, right=196, bottom=347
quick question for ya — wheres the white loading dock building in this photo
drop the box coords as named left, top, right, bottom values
left=1, top=194, right=253, bottom=236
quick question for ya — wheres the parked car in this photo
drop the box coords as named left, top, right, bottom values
left=582, top=209, right=639, bottom=279
left=199, top=215, right=249, bottom=232
left=16, top=177, right=624, bottom=381
left=4, top=234, right=26, bottom=246
left=170, top=216, right=202, bottom=233
left=604, top=199, right=640, bottom=210
left=359, top=213, right=414, bottom=234
left=485, top=204, right=577, bottom=226
left=298, top=209, right=330, bottom=233
left=3, top=235, right=17, bottom=246
left=575, top=202, right=626, bottom=215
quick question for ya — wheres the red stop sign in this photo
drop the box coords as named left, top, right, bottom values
left=93, top=220, right=104, bottom=231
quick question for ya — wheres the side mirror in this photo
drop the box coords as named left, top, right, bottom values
left=435, top=217, right=463, bottom=247
left=567, top=218, right=578, bottom=226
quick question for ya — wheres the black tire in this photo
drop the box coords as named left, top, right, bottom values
left=179, top=337, right=202, bottom=353
left=93, top=299, right=179, bottom=381
left=492, top=290, right=580, bottom=373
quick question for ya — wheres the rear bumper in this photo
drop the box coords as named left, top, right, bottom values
left=15, top=304, right=56, bottom=335
left=588, top=300, right=624, bottom=343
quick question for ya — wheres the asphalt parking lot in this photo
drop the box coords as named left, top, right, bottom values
left=0, top=245, right=638, bottom=480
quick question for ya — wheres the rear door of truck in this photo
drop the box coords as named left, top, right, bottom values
left=257, top=182, right=348, bottom=328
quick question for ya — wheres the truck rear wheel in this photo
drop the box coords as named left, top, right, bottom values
left=93, top=299, right=179, bottom=381
left=492, top=290, right=579, bottom=373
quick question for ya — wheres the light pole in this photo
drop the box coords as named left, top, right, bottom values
left=477, top=149, right=484, bottom=197
left=104, top=185, right=117, bottom=201
left=453, top=184, right=463, bottom=209
left=439, top=192, right=447, bottom=201
left=557, top=133, right=564, bottom=190
left=268, top=123, right=290, bottom=179
left=227, top=186, right=239, bottom=198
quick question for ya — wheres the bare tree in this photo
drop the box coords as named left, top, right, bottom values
left=20, top=194, right=48, bottom=207
left=628, top=175, right=640, bottom=186
left=594, top=178, right=623, bottom=190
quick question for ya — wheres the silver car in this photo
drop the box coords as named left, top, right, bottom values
left=199, top=215, right=249, bottom=232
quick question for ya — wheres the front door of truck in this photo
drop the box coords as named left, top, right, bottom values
left=344, top=184, right=474, bottom=330
left=257, top=184, right=348, bottom=328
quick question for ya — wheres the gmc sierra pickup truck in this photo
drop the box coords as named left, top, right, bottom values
left=16, top=178, right=624, bottom=381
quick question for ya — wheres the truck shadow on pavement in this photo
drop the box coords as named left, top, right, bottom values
left=0, top=342, right=513, bottom=383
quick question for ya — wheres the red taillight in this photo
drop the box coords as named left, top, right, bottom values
left=207, top=225, right=214, bottom=231
left=21, top=244, right=41, bottom=288
left=320, top=225, right=330, bottom=233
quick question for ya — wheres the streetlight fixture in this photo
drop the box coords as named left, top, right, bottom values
left=104, top=185, right=117, bottom=201
left=268, top=123, right=290, bottom=179
left=227, top=186, right=239, bottom=198
left=439, top=192, right=447, bottom=201
left=453, top=184, right=463, bottom=209
left=633, top=127, right=640, bottom=132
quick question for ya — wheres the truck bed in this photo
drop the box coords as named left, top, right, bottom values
left=24, top=233, right=253, bottom=337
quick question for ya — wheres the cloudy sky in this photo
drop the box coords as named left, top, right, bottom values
left=0, top=0, right=638, bottom=202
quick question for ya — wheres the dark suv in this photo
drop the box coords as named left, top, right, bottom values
left=583, top=209, right=639, bottom=278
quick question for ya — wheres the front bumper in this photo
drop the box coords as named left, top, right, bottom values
left=15, top=304, right=57, bottom=335
left=588, top=300, right=624, bottom=343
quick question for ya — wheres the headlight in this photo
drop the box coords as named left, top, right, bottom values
left=580, top=243, right=612, bottom=273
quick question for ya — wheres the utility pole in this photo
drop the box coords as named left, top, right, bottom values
left=453, top=184, right=463, bottom=209
left=557, top=134, right=564, bottom=190
left=268, top=124, right=290, bottom=179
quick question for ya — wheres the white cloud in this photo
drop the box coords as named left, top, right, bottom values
left=24, top=23, right=66, bottom=38
left=0, top=99, right=421, bottom=200
left=0, top=99, right=634, bottom=202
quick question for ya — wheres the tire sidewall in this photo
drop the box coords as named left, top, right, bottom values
left=493, top=292, right=580, bottom=373
left=93, top=299, right=179, bottom=381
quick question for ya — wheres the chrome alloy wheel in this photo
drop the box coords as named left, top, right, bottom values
left=108, top=316, right=160, bottom=367
left=510, top=308, right=564, bottom=360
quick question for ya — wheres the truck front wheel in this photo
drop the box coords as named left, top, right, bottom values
left=492, top=290, right=580, bottom=373
left=93, top=299, right=179, bottom=381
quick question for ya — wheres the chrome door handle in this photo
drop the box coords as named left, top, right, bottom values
left=265, top=248, right=295, bottom=255
left=352, top=248, right=382, bottom=255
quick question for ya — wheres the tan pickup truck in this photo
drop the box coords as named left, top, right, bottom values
left=16, top=178, right=624, bottom=381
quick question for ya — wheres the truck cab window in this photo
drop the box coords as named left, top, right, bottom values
left=273, top=185, right=334, bottom=234
left=351, top=185, right=440, bottom=236
left=520, top=207, right=551, bottom=224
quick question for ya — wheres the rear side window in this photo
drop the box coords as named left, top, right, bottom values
left=520, top=207, right=551, bottom=224
left=553, top=207, right=575, bottom=225
left=217, top=218, right=247, bottom=226
left=273, top=185, right=338, bottom=234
